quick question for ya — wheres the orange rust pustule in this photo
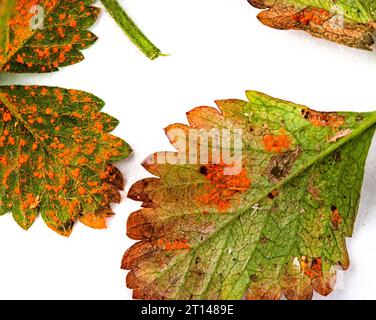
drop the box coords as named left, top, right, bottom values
left=158, top=239, right=190, bottom=251
left=301, top=256, right=323, bottom=280
left=302, top=109, right=345, bottom=127
left=263, top=134, right=291, bottom=153
left=292, top=7, right=332, bottom=26
left=331, top=206, right=342, bottom=229
left=197, top=161, right=251, bottom=211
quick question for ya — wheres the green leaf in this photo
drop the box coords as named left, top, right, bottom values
left=0, top=0, right=99, bottom=73
left=0, top=85, right=131, bottom=236
left=123, top=91, right=376, bottom=300
left=248, top=0, right=376, bottom=50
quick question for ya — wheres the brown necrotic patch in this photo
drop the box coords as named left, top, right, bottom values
left=331, top=205, right=342, bottom=230
left=300, top=256, right=323, bottom=280
left=266, top=147, right=302, bottom=183
left=301, top=109, right=345, bottom=128
left=268, top=190, right=279, bottom=199
left=250, top=1, right=376, bottom=50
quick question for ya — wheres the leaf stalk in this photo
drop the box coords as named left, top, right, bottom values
left=100, top=0, right=164, bottom=60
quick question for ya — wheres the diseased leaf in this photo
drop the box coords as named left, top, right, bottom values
left=123, top=91, right=376, bottom=300
left=248, top=0, right=376, bottom=50
left=0, top=1, right=132, bottom=236
left=0, top=86, right=131, bottom=236
left=0, top=0, right=99, bottom=73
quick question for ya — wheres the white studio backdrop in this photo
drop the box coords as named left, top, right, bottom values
left=0, top=0, right=375, bottom=300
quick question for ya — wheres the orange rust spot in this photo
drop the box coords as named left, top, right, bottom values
left=301, top=256, right=323, bottom=280
left=73, top=34, right=81, bottom=42
left=16, top=54, right=24, bottom=64
left=77, top=157, right=87, bottom=165
left=88, top=181, right=99, bottom=187
left=33, top=172, right=43, bottom=179
left=197, top=161, right=251, bottom=211
left=58, top=27, right=65, bottom=38
left=25, top=193, right=39, bottom=210
left=78, top=187, right=86, bottom=195
left=68, top=199, right=79, bottom=215
left=18, top=154, right=29, bottom=165
left=268, top=190, right=279, bottom=199
left=2, top=112, right=12, bottom=122
left=331, top=205, right=342, bottom=229
left=302, top=109, right=345, bottom=128
left=263, top=134, right=291, bottom=153
left=71, top=168, right=80, bottom=178
left=158, top=239, right=190, bottom=251
left=0, top=156, right=7, bottom=165
left=293, top=7, right=332, bottom=26
left=94, top=122, right=103, bottom=130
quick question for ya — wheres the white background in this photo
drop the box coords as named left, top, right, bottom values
left=0, top=0, right=375, bottom=300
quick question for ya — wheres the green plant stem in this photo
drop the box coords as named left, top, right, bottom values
left=100, top=0, right=163, bottom=60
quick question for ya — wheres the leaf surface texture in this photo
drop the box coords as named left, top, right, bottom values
left=123, top=91, right=376, bottom=300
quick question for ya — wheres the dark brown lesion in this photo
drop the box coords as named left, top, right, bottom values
left=301, top=109, right=345, bottom=128
left=307, top=180, right=321, bottom=200
left=128, top=178, right=158, bottom=208
left=248, top=0, right=270, bottom=9
left=104, top=164, right=124, bottom=190
left=266, top=147, right=302, bottom=183
left=330, top=205, right=342, bottom=230
left=268, top=190, right=279, bottom=199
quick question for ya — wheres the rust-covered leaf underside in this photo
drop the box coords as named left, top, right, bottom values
left=123, top=91, right=376, bottom=300
left=0, top=0, right=99, bottom=73
left=0, top=86, right=131, bottom=236
left=248, top=0, right=376, bottom=50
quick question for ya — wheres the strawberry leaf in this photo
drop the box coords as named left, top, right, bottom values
left=123, top=91, right=376, bottom=300
left=0, top=86, right=131, bottom=236
left=0, top=0, right=99, bottom=73
left=248, top=0, right=376, bottom=50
